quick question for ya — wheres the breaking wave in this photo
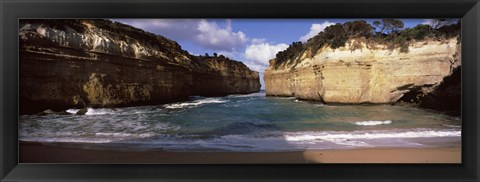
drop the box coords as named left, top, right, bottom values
left=353, top=120, right=393, bottom=126
left=164, top=97, right=227, bottom=109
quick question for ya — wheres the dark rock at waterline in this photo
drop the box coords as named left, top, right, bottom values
left=419, top=67, right=461, bottom=116
left=76, top=108, right=88, bottom=115
left=36, top=109, right=69, bottom=116
left=397, top=67, right=461, bottom=116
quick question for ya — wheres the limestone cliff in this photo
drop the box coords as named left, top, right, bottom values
left=265, top=36, right=460, bottom=114
left=191, top=56, right=261, bottom=96
left=19, top=19, right=260, bottom=114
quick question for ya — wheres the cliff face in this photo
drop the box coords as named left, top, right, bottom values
left=265, top=37, right=460, bottom=105
left=191, top=56, right=261, bottom=96
left=19, top=19, right=260, bottom=114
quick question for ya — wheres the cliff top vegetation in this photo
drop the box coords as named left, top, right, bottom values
left=272, top=19, right=460, bottom=69
left=192, top=53, right=256, bottom=73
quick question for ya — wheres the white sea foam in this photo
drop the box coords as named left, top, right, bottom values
left=95, top=132, right=154, bottom=138
left=66, top=108, right=117, bottom=115
left=66, top=109, right=79, bottom=114
left=443, top=124, right=461, bottom=128
left=19, top=128, right=461, bottom=151
left=193, top=129, right=461, bottom=150
left=326, top=138, right=371, bottom=147
left=353, top=120, right=393, bottom=126
left=164, top=98, right=227, bottom=109
left=164, top=103, right=199, bottom=109
left=19, top=131, right=83, bottom=138
left=85, top=108, right=116, bottom=115
left=21, top=137, right=114, bottom=143
left=21, top=132, right=155, bottom=144
left=283, top=129, right=461, bottom=142
left=210, top=129, right=460, bottom=148
left=227, top=92, right=266, bottom=98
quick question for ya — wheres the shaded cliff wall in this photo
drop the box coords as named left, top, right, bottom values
left=265, top=37, right=460, bottom=105
left=398, top=66, right=461, bottom=116
left=19, top=19, right=260, bottom=114
left=192, top=57, right=261, bottom=96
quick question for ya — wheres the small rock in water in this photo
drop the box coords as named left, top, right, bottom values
left=36, top=109, right=53, bottom=116
left=76, top=108, right=88, bottom=115
left=37, top=109, right=69, bottom=116
left=43, top=109, right=56, bottom=114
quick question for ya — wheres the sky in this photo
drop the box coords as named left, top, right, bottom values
left=112, top=19, right=431, bottom=89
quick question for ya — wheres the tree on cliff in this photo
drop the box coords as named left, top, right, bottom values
left=323, top=23, right=349, bottom=49
left=274, top=41, right=304, bottom=69
left=373, top=19, right=404, bottom=34
left=429, top=19, right=459, bottom=29
left=343, top=20, right=373, bottom=38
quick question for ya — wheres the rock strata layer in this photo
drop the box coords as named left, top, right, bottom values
left=19, top=19, right=260, bottom=114
left=265, top=37, right=460, bottom=107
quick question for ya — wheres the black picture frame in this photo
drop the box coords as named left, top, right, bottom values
left=1, top=0, right=479, bottom=181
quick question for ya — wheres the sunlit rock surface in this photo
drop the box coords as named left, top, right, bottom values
left=265, top=37, right=460, bottom=110
left=19, top=19, right=260, bottom=114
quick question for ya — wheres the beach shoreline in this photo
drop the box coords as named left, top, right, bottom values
left=19, top=141, right=461, bottom=164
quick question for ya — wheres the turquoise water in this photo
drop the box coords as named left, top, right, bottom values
left=19, top=91, right=461, bottom=151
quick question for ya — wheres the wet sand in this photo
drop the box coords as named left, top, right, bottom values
left=19, top=141, right=461, bottom=164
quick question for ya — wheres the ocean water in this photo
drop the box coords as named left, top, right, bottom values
left=19, top=91, right=461, bottom=152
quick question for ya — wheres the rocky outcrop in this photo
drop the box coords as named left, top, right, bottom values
left=265, top=37, right=460, bottom=106
left=191, top=56, right=261, bottom=96
left=19, top=19, right=260, bottom=114
left=397, top=66, right=461, bottom=116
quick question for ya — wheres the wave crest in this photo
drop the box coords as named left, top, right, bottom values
left=66, top=108, right=116, bottom=115
left=164, top=98, right=227, bottom=109
left=353, top=120, right=392, bottom=126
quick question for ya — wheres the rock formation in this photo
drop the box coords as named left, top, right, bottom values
left=265, top=21, right=460, bottom=115
left=19, top=19, right=260, bottom=114
left=191, top=56, right=261, bottom=96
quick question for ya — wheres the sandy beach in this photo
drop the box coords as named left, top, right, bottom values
left=19, top=141, right=461, bottom=164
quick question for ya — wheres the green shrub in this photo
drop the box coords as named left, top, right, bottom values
left=274, top=41, right=304, bottom=69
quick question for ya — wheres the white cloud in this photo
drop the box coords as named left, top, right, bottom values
left=421, top=19, right=434, bottom=26
left=251, top=38, right=266, bottom=44
left=245, top=39, right=288, bottom=67
left=215, top=51, right=239, bottom=60
left=196, top=20, right=248, bottom=51
left=299, top=21, right=335, bottom=42
left=113, top=19, right=248, bottom=52
left=243, top=61, right=268, bottom=72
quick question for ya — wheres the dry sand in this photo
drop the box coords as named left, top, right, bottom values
left=19, top=141, right=461, bottom=164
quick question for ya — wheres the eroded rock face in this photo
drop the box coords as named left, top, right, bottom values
left=397, top=66, right=461, bottom=116
left=191, top=57, right=261, bottom=96
left=19, top=19, right=260, bottom=114
left=265, top=38, right=460, bottom=105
